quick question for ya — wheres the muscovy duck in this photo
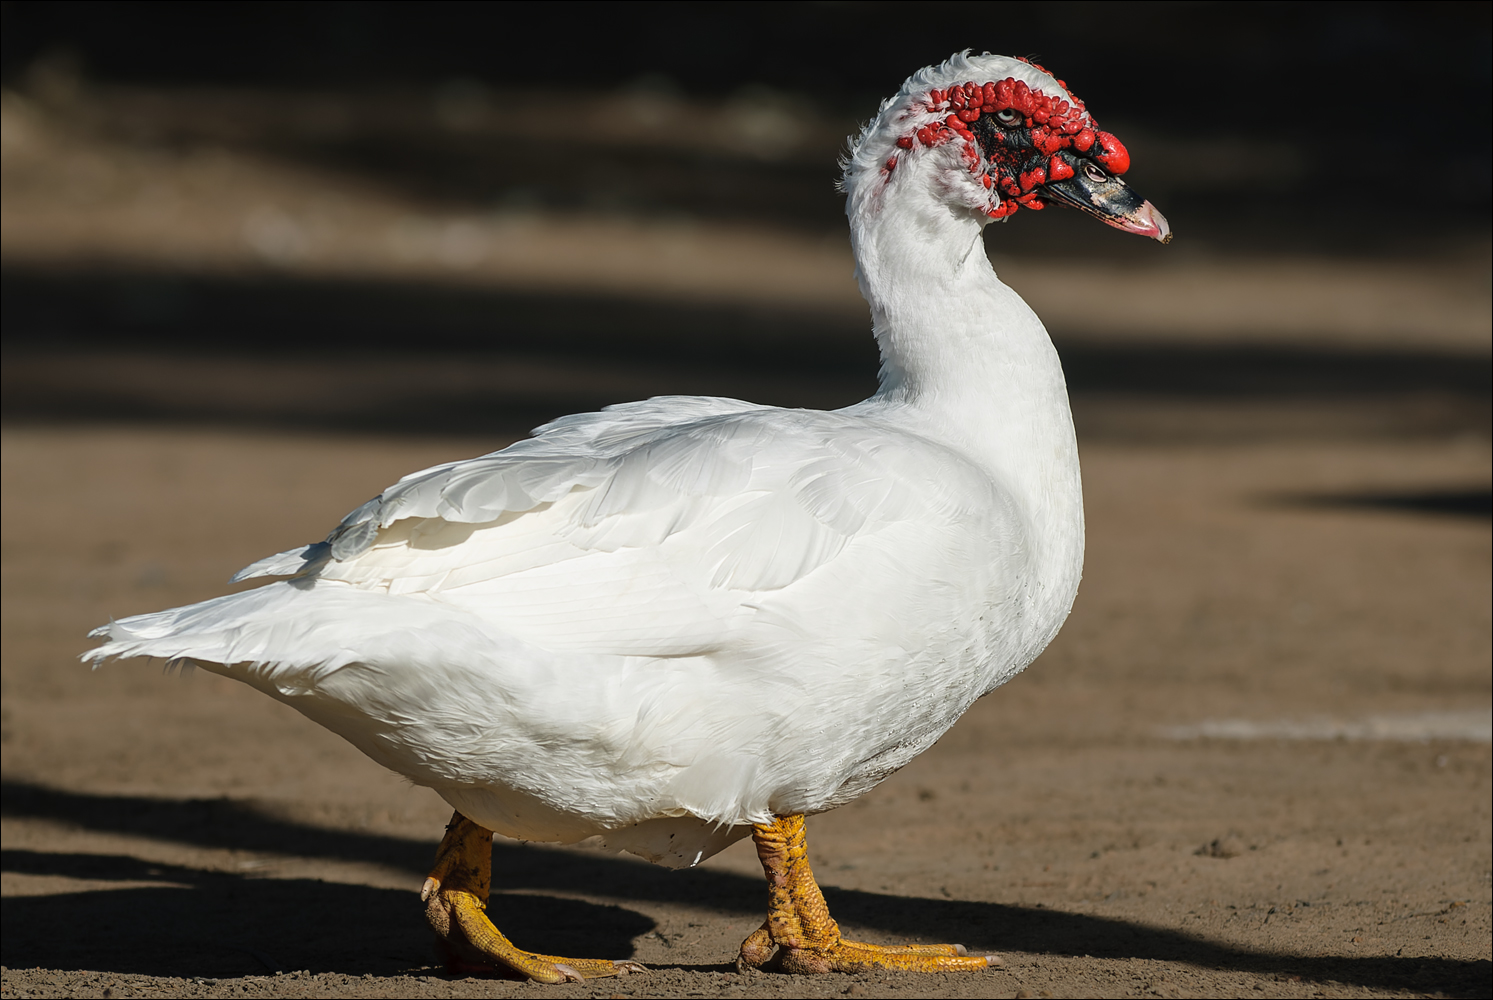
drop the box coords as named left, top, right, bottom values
left=87, top=50, right=1169, bottom=980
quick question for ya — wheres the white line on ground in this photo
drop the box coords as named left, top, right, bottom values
left=1158, top=710, right=1491, bottom=743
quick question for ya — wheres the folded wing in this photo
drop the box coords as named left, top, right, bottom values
left=235, top=397, right=999, bottom=659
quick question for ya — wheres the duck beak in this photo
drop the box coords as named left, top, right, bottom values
left=1043, top=169, right=1172, bottom=244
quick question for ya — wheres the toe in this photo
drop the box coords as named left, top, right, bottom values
left=823, top=939, right=997, bottom=973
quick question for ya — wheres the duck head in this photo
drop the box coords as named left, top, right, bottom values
left=849, top=52, right=1171, bottom=243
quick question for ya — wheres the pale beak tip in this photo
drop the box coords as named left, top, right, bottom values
left=1140, top=200, right=1172, bottom=243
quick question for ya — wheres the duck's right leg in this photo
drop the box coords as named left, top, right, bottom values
left=421, top=811, right=645, bottom=983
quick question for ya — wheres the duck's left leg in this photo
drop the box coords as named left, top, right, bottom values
left=421, top=811, right=645, bottom=983
left=737, top=814, right=1001, bottom=974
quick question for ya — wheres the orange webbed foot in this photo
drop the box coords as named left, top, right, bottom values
left=423, top=812, right=645, bottom=983
left=738, top=815, right=1001, bottom=975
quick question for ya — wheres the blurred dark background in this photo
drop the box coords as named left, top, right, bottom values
left=5, top=0, right=1490, bottom=249
left=1, top=0, right=1489, bottom=441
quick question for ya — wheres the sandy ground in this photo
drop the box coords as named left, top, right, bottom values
left=2, top=77, right=1490, bottom=1000
left=1, top=423, right=1488, bottom=999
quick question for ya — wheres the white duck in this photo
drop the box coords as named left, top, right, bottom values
left=88, top=51, right=1168, bottom=981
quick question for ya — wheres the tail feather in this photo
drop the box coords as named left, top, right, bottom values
left=85, top=583, right=311, bottom=663
left=81, top=580, right=528, bottom=698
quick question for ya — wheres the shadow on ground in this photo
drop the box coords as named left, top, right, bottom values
left=3, top=781, right=1486, bottom=994
left=1273, top=489, right=1492, bottom=520
left=4, top=265, right=1490, bottom=443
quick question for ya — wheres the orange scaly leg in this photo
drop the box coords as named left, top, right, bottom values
left=738, top=814, right=1001, bottom=974
left=421, top=811, right=645, bottom=983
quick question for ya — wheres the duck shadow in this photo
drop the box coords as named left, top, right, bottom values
left=3, top=781, right=1486, bottom=995
left=0, top=848, right=651, bottom=979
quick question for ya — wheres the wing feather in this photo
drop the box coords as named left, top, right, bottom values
left=238, top=400, right=999, bottom=659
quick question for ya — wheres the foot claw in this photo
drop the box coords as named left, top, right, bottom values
left=550, top=964, right=583, bottom=983
left=420, top=877, right=439, bottom=903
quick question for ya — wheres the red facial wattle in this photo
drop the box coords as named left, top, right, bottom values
left=894, top=68, right=1166, bottom=242
left=1093, top=132, right=1130, bottom=175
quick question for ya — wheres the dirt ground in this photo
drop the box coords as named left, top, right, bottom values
left=2, top=76, right=1490, bottom=1000
left=2, top=422, right=1488, bottom=1000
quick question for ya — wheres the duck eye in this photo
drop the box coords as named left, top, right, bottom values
left=1084, top=163, right=1107, bottom=183
left=994, top=108, right=1021, bottom=126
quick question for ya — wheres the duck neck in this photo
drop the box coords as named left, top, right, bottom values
left=850, top=178, right=1055, bottom=418
left=848, top=170, right=1084, bottom=636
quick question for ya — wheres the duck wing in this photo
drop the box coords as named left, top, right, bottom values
left=231, top=397, right=1001, bottom=657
